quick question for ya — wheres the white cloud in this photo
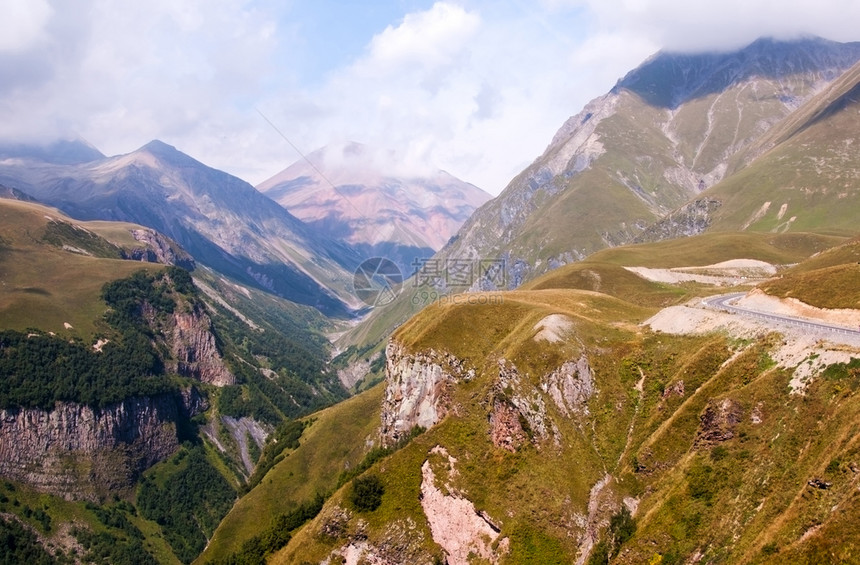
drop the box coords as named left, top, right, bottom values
left=362, top=2, right=480, bottom=73
left=0, top=0, right=52, bottom=52
left=573, top=0, right=860, bottom=51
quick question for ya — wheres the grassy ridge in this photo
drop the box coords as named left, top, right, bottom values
left=760, top=263, right=860, bottom=310
left=0, top=199, right=165, bottom=337
left=585, top=231, right=845, bottom=268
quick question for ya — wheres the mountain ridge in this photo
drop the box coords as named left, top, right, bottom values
left=425, top=36, right=860, bottom=292
left=0, top=140, right=363, bottom=316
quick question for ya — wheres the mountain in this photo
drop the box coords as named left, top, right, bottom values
left=699, top=56, right=860, bottom=234
left=427, top=37, right=860, bottom=291
left=0, top=138, right=105, bottom=165
left=258, top=142, right=491, bottom=274
left=0, top=140, right=362, bottom=315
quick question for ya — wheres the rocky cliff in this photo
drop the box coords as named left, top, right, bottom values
left=125, top=228, right=195, bottom=270
left=137, top=273, right=236, bottom=387
left=380, top=341, right=474, bottom=446
left=165, top=304, right=235, bottom=387
left=381, top=339, right=596, bottom=451
left=0, top=389, right=205, bottom=501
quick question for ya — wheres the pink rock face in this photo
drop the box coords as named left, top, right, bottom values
left=169, top=308, right=234, bottom=386
left=419, top=447, right=508, bottom=565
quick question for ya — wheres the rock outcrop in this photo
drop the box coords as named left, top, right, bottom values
left=141, top=293, right=235, bottom=387
left=0, top=390, right=205, bottom=500
left=420, top=446, right=509, bottom=564
left=125, top=228, right=195, bottom=270
left=380, top=342, right=474, bottom=446
left=166, top=305, right=235, bottom=386
left=695, top=398, right=743, bottom=446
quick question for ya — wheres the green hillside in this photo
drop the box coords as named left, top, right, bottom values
left=197, top=384, right=384, bottom=563
left=0, top=198, right=166, bottom=337
left=705, top=61, right=860, bottom=235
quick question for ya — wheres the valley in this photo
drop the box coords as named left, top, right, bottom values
left=1, top=35, right=860, bottom=565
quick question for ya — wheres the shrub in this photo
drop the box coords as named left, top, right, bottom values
left=350, top=474, right=384, bottom=512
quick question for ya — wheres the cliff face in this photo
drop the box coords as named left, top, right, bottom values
left=381, top=339, right=596, bottom=453
left=141, top=295, right=235, bottom=387
left=0, top=389, right=205, bottom=501
left=167, top=305, right=235, bottom=387
left=125, top=228, right=196, bottom=270
left=380, top=341, right=475, bottom=446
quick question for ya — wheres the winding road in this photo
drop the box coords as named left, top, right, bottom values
left=702, top=293, right=860, bottom=337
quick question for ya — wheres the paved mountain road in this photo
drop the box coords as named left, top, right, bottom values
left=702, top=293, right=860, bottom=337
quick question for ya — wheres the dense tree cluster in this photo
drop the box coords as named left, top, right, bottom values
left=0, top=516, right=57, bottom=565
left=350, top=474, right=384, bottom=512
left=0, top=268, right=199, bottom=409
left=213, top=305, right=347, bottom=425
left=0, top=330, right=172, bottom=409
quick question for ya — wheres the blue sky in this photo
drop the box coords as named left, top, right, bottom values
left=2, top=1, right=860, bottom=194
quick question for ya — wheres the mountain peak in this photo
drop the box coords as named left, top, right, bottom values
left=615, top=36, right=860, bottom=108
left=140, top=139, right=180, bottom=156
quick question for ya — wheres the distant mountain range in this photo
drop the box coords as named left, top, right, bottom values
left=258, top=142, right=490, bottom=274
left=0, top=139, right=487, bottom=314
left=0, top=139, right=364, bottom=315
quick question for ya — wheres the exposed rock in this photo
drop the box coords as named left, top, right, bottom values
left=808, top=478, right=832, bottom=490
left=540, top=355, right=595, bottom=417
left=320, top=506, right=352, bottom=539
left=533, top=314, right=574, bottom=343
left=662, top=380, right=685, bottom=398
left=126, top=228, right=195, bottom=270
left=497, top=360, right=560, bottom=445
left=0, top=392, right=200, bottom=500
left=380, top=341, right=473, bottom=446
left=489, top=400, right=527, bottom=452
left=322, top=516, right=432, bottom=565
left=632, top=198, right=722, bottom=244
left=142, top=294, right=235, bottom=387
left=575, top=474, right=614, bottom=565
left=420, top=446, right=509, bottom=565
left=220, top=416, right=269, bottom=475
left=695, top=398, right=743, bottom=446
left=166, top=305, right=235, bottom=386
left=338, top=355, right=373, bottom=390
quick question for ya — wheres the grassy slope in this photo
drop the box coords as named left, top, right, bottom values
left=755, top=238, right=860, bottom=310
left=583, top=231, right=845, bottom=268
left=275, top=287, right=653, bottom=564
left=0, top=199, right=164, bottom=337
left=705, top=63, right=860, bottom=236
left=196, top=384, right=384, bottom=563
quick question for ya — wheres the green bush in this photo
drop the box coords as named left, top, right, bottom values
left=0, top=516, right=57, bottom=564
left=350, top=474, right=384, bottom=512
